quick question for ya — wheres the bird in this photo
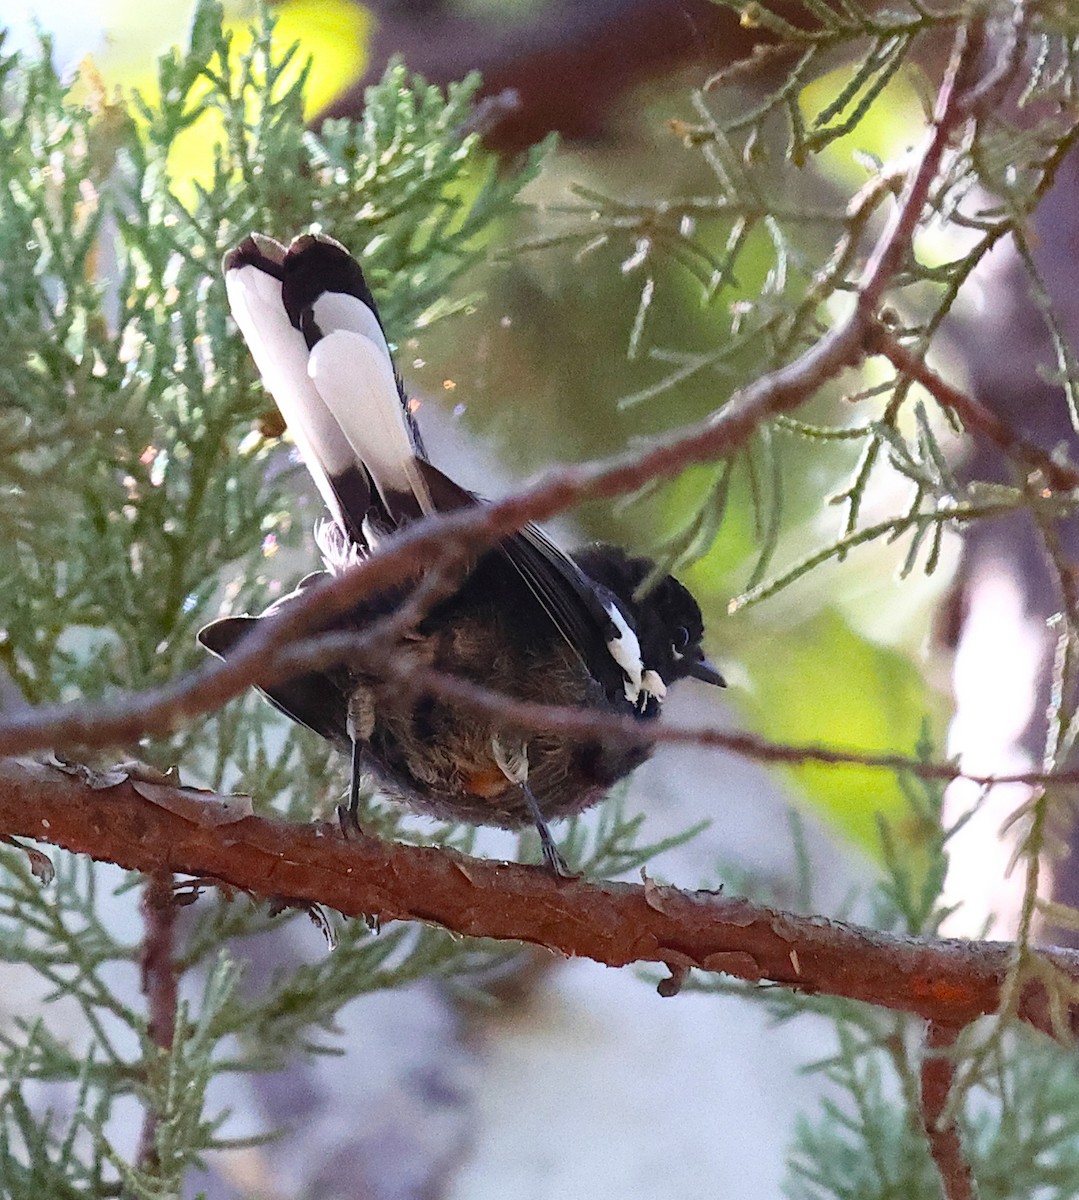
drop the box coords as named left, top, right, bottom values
left=198, top=232, right=725, bottom=873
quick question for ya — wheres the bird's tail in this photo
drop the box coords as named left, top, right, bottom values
left=224, top=232, right=440, bottom=546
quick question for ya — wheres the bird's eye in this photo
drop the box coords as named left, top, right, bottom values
left=673, top=626, right=690, bottom=651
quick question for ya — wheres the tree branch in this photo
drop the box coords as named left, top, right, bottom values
left=921, top=1021, right=979, bottom=1200
left=1, top=755, right=1077, bottom=1042
left=869, top=327, right=1079, bottom=493
left=135, top=868, right=178, bottom=1176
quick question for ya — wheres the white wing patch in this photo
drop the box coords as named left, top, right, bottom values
left=603, top=600, right=644, bottom=703
left=603, top=599, right=667, bottom=708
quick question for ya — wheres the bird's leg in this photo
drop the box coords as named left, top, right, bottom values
left=492, top=736, right=569, bottom=876
left=521, top=782, right=571, bottom=877
left=338, top=686, right=375, bottom=838
left=337, top=736, right=363, bottom=837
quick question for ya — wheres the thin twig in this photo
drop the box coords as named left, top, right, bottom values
left=258, top=636, right=1079, bottom=791
left=921, top=1022, right=979, bottom=1200
left=869, top=327, right=1079, bottom=492
left=134, top=868, right=178, bottom=1176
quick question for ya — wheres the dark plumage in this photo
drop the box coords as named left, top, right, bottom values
left=199, top=233, right=724, bottom=870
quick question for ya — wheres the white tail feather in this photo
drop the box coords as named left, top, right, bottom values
left=309, top=291, right=390, bottom=360
left=307, top=329, right=433, bottom=514
left=225, top=263, right=357, bottom=526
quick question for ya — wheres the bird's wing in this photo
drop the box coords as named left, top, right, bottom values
left=413, top=459, right=641, bottom=700
left=197, top=573, right=352, bottom=749
left=507, top=522, right=643, bottom=700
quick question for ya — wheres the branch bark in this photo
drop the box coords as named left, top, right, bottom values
left=921, top=1022, right=979, bottom=1200
left=135, top=868, right=178, bottom=1175
left=2, top=755, right=1076, bottom=1042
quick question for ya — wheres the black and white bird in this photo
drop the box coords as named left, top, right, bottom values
left=199, top=232, right=724, bottom=872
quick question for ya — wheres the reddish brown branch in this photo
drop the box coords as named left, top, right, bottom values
left=855, top=17, right=985, bottom=318
left=15, top=605, right=1079, bottom=805
left=135, top=868, right=178, bottom=1174
left=921, top=1022, right=979, bottom=1200
left=322, top=655, right=1079, bottom=791
left=0, top=357, right=857, bottom=758
left=0, top=756, right=1076, bottom=1041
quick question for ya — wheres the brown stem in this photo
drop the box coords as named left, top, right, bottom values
left=869, top=328, right=1079, bottom=493
left=135, top=868, right=179, bottom=1175
left=921, top=1022, right=979, bottom=1200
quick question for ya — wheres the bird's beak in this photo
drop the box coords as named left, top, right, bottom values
left=686, top=657, right=726, bottom=688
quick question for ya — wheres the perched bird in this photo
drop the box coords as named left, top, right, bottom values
left=199, top=232, right=724, bottom=871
